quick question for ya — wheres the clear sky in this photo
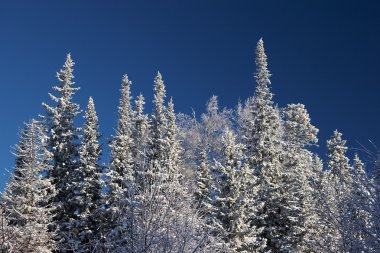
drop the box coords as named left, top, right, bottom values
left=0, top=1, right=379, bottom=190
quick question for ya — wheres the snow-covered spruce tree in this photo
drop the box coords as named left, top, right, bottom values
left=321, top=130, right=353, bottom=252
left=347, top=154, right=377, bottom=252
left=307, top=154, right=328, bottom=251
left=103, top=74, right=136, bottom=251
left=68, top=97, right=103, bottom=252
left=212, top=129, right=262, bottom=252
left=281, top=103, right=320, bottom=251
left=42, top=54, right=81, bottom=251
left=194, top=146, right=214, bottom=221
left=243, top=38, right=294, bottom=252
left=132, top=94, right=149, bottom=191
left=2, top=120, right=55, bottom=252
left=145, top=72, right=168, bottom=187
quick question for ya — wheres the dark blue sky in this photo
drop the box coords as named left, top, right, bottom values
left=0, top=1, right=379, bottom=189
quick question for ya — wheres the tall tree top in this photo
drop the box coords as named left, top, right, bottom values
left=117, top=74, right=133, bottom=134
left=255, top=38, right=271, bottom=87
left=153, top=71, right=166, bottom=110
left=327, top=130, right=352, bottom=184
left=56, top=53, right=75, bottom=86
left=85, top=97, right=99, bottom=129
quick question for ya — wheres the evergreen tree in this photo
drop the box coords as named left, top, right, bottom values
left=71, top=97, right=103, bottom=252
left=321, top=130, right=353, bottom=252
left=42, top=54, right=81, bottom=251
left=282, top=103, right=319, bottom=251
left=145, top=72, right=168, bottom=186
left=212, top=129, right=262, bottom=252
left=348, top=154, right=377, bottom=252
left=104, top=74, right=136, bottom=251
left=244, top=38, right=289, bottom=252
left=132, top=94, right=149, bottom=190
left=2, top=120, right=56, bottom=252
left=194, top=146, right=214, bottom=219
left=108, top=74, right=135, bottom=203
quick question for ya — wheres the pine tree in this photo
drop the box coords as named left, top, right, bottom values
left=71, top=97, right=103, bottom=252
left=2, top=120, right=56, bottom=252
left=42, top=54, right=81, bottom=251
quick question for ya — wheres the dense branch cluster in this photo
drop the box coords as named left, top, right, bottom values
left=1, top=39, right=379, bottom=252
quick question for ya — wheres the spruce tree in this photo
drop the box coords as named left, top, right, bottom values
left=348, top=154, right=376, bottom=252
left=42, top=54, right=81, bottom=251
left=2, top=120, right=55, bottom=252
left=321, top=130, right=353, bottom=252
left=194, top=146, right=214, bottom=219
left=104, top=74, right=136, bottom=251
left=212, top=129, right=262, bottom=252
left=132, top=94, right=149, bottom=190
left=244, top=38, right=289, bottom=252
left=72, top=97, right=103, bottom=252
left=108, top=74, right=135, bottom=203
left=282, top=103, right=319, bottom=251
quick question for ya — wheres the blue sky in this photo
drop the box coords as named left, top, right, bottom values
left=0, top=1, right=379, bottom=189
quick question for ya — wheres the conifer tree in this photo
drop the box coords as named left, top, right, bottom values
left=2, top=120, right=55, bottom=252
left=321, top=130, right=353, bottom=252
left=145, top=72, right=168, bottom=186
left=348, top=154, right=377, bottom=252
left=71, top=97, right=103, bottom=252
left=194, top=146, right=214, bottom=218
left=212, top=129, right=262, bottom=252
left=104, top=74, right=136, bottom=251
left=42, top=54, right=81, bottom=251
left=132, top=94, right=149, bottom=190
left=244, top=38, right=290, bottom=252
left=282, top=103, right=319, bottom=251
left=108, top=74, right=135, bottom=203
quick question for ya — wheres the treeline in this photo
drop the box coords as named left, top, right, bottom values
left=0, top=39, right=379, bottom=253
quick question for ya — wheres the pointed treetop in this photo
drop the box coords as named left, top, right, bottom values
left=327, top=130, right=352, bottom=182
left=153, top=71, right=166, bottom=107
left=168, top=97, right=174, bottom=109
left=135, top=93, right=145, bottom=115
left=122, top=74, right=131, bottom=85
left=353, top=153, right=365, bottom=172
left=207, top=95, right=219, bottom=116
left=118, top=74, right=133, bottom=125
left=57, top=53, right=75, bottom=86
left=85, top=97, right=97, bottom=120
left=255, top=38, right=271, bottom=87
left=154, top=71, right=166, bottom=92
left=88, top=96, right=95, bottom=107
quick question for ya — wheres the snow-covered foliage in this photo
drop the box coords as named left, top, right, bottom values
left=42, top=53, right=82, bottom=251
left=1, top=120, right=55, bottom=252
left=68, top=97, right=103, bottom=252
left=1, top=40, right=379, bottom=252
